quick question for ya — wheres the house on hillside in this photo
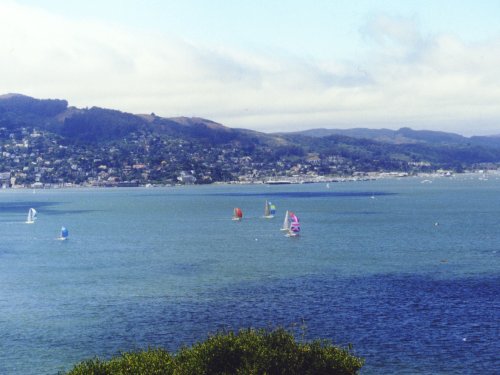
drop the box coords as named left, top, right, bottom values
left=177, top=171, right=197, bottom=184
left=0, top=172, right=10, bottom=188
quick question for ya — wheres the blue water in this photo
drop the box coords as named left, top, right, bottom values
left=0, top=177, right=498, bottom=374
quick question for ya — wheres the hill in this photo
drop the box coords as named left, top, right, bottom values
left=0, top=94, right=499, bottom=187
left=288, top=127, right=500, bottom=148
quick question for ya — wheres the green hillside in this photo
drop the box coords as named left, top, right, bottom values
left=0, top=94, right=499, bottom=187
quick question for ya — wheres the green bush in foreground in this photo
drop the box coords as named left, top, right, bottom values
left=67, top=328, right=364, bottom=375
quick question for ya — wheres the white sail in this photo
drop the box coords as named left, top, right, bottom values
left=280, top=210, right=289, bottom=231
left=26, top=208, right=37, bottom=224
left=264, top=200, right=270, bottom=217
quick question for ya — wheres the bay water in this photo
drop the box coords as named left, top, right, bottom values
left=0, top=176, right=498, bottom=374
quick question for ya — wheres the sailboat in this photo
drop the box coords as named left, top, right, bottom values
left=58, top=226, right=69, bottom=240
left=263, top=200, right=276, bottom=219
left=25, top=208, right=37, bottom=224
left=286, top=212, right=300, bottom=237
left=232, top=207, right=243, bottom=221
left=280, top=210, right=289, bottom=231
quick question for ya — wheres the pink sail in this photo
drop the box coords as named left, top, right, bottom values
left=289, top=212, right=300, bottom=233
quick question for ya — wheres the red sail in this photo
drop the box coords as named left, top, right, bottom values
left=235, top=207, right=243, bottom=218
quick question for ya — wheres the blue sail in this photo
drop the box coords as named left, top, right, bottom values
left=60, top=226, right=69, bottom=239
left=269, top=203, right=276, bottom=215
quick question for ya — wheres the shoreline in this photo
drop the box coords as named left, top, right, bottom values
left=2, top=170, right=498, bottom=190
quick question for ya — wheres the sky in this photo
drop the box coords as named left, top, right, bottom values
left=2, top=0, right=500, bottom=135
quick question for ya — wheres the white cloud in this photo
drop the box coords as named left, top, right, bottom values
left=1, top=3, right=500, bottom=135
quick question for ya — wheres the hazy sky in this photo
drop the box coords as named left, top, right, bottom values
left=2, top=0, right=500, bottom=135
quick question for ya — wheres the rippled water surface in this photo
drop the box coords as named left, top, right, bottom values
left=0, top=177, right=498, bottom=374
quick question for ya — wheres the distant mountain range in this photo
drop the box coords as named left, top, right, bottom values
left=286, top=127, right=500, bottom=148
left=0, top=93, right=499, bottom=186
left=2, top=93, right=499, bottom=148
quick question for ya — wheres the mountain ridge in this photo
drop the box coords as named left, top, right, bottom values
left=284, top=127, right=500, bottom=146
left=2, top=93, right=498, bottom=143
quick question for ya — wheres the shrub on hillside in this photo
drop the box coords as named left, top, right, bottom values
left=66, top=328, right=363, bottom=375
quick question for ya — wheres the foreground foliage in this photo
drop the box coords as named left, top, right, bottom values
left=66, top=328, right=364, bottom=375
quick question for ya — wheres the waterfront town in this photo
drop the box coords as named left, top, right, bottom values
left=0, top=126, right=498, bottom=189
